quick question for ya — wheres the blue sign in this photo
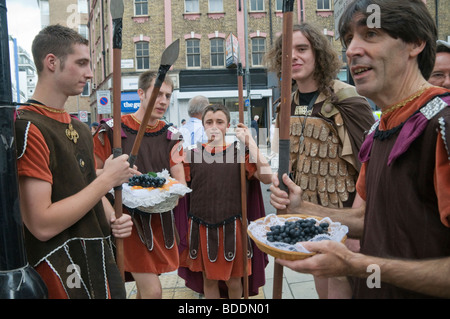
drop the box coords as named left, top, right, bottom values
left=245, top=99, right=250, bottom=107
left=100, top=97, right=109, bottom=105
left=121, top=92, right=141, bottom=113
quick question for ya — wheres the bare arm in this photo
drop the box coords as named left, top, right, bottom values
left=235, top=123, right=272, bottom=184
left=170, top=161, right=187, bottom=186
left=277, top=240, right=450, bottom=298
left=20, top=154, right=136, bottom=241
left=272, top=174, right=450, bottom=298
left=270, top=173, right=365, bottom=238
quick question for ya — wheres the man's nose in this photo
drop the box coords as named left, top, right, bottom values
left=346, top=36, right=365, bottom=61
left=442, top=74, right=450, bottom=90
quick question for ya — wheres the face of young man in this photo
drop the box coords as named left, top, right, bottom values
left=54, top=43, right=93, bottom=97
left=428, top=52, right=450, bottom=89
left=291, top=30, right=316, bottom=88
left=138, top=81, right=173, bottom=120
left=203, top=110, right=230, bottom=144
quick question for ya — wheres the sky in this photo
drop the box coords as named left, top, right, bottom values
left=5, top=0, right=41, bottom=55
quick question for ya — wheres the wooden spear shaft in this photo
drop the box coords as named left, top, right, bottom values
left=128, top=39, right=179, bottom=168
left=238, top=62, right=249, bottom=299
left=272, top=0, right=294, bottom=299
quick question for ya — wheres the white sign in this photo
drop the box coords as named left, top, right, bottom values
left=121, top=59, right=134, bottom=69
left=78, top=110, right=88, bottom=122
left=226, top=33, right=239, bottom=68
left=97, top=90, right=111, bottom=114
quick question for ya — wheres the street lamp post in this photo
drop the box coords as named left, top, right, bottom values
left=0, top=0, right=47, bottom=299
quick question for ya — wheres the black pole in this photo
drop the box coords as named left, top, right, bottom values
left=0, top=0, right=47, bottom=299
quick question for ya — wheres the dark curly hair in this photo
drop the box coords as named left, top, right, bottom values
left=264, top=23, right=342, bottom=97
left=338, top=0, right=437, bottom=79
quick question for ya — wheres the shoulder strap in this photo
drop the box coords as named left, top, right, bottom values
left=321, top=86, right=360, bottom=118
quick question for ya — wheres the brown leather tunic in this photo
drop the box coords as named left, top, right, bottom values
left=102, top=119, right=181, bottom=251
left=16, top=110, right=125, bottom=299
left=353, top=96, right=450, bottom=298
left=186, top=142, right=252, bottom=262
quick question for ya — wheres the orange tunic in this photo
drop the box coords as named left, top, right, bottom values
left=180, top=144, right=256, bottom=281
left=356, top=87, right=450, bottom=227
left=94, top=115, right=183, bottom=274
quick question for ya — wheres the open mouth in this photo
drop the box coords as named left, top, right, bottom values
left=353, top=67, right=372, bottom=76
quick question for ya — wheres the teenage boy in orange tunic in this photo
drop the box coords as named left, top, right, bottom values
left=181, top=104, right=272, bottom=298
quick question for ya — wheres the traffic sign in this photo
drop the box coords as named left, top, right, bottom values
left=97, top=90, right=111, bottom=114
left=78, top=111, right=88, bottom=122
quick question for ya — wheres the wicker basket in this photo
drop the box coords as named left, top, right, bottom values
left=135, top=194, right=180, bottom=214
left=117, top=170, right=192, bottom=214
left=247, top=214, right=347, bottom=261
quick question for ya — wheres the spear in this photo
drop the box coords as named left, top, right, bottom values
left=237, top=61, right=249, bottom=299
left=111, top=0, right=125, bottom=279
left=128, top=39, right=180, bottom=167
left=272, top=0, right=294, bottom=299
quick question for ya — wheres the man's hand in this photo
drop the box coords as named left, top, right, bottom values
left=102, top=154, right=139, bottom=188
left=110, top=213, right=133, bottom=239
left=270, top=173, right=303, bottom=213
left=276, top=240, right=356, bottom=278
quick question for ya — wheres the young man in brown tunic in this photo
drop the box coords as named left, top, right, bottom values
left=94, top=71, right=185, bottom=299
left=270, top=0, right=450, bottom=299
left=15, top=25, right=135, bottom=299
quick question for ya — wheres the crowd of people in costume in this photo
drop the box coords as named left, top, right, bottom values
left=14, top=0, right=450, bottom=299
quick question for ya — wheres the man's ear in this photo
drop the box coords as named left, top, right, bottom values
left=410, top=40, right=426, bottom=58
left=44, top=54, right=58, bottom=72
left=137, top=88, right=145, bottom=99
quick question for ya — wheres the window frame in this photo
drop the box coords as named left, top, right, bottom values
left=251, top=37, right=266, bottom=67
left=209, top=0, right=223, bottom=12
left=135, top=0, right=149, bottom=16
left=210, top=38, right=225, bottom=68
left=275, top=0, right=283, bottom=11
left=185, top=0, right=200, bottom=13
left=317, top=0, right=331, bottom=10
left=249, top=0, right=264, bottom=12
left=135, top=41, right=150, bottom=70
left=186, top=39, right=201, bottom=68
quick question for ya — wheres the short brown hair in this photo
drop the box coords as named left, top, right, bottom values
left=264, top=23, right=342, bottom=97
left=339, top=0, right=437, bottom=79
left=32, top=24, right=89, bottom=74
left=138, top=70, right=174, bottom=92
left=202, top=104, right=230, bottom=124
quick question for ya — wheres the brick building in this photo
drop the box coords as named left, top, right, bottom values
left=37, top=0, right=92, bottom=124
left=40, top=0, right=449, bottom=134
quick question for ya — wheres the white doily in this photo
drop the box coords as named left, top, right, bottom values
left=110, top=170, right=191, bottom=212
left=248, top=214, right=348, bottom=254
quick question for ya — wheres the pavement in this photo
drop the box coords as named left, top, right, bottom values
left=125, top=254, right=318, bottom=299
left=125, top=145, right=319, bottom=299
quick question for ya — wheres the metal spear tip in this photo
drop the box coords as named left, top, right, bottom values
left=110, top=0, right=124, bottom=19
left=160, top=39, right=180, bottom=66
